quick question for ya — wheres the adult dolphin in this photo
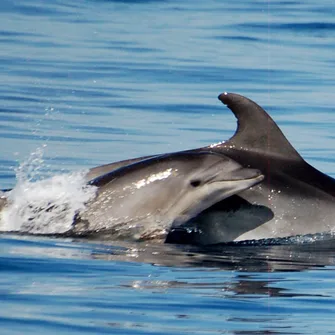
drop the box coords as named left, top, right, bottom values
left=177, top=93, right=335, bottom=243
left=71, top=151, right=263, bottom=242
left=86, top=92, right=335, bottom=244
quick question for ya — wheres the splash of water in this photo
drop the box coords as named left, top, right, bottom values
left=15, top=145, right=50, bottom=183
left=0, top=148, right=97, bottom=235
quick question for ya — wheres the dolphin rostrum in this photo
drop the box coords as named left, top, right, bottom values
left=86, top=92, right=335, bottom=244
left=71, top=151, right=263, bottom=242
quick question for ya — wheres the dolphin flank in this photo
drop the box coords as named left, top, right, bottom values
left=72, top=151, right=263, bottom=242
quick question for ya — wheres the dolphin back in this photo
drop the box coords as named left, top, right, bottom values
left=215, top=92, right=335, bottom=197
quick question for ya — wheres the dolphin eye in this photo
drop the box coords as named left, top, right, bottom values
left=190, top=179, right=201, bottom=187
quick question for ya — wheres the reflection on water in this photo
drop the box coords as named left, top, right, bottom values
left=1, top=233, right=335, bottom=334
left=3, top=233, right=335, bottom=274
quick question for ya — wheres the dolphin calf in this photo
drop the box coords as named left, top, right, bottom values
left=86, top=92, right=335, bottom=244
left=71, top=151, right=263, bottom=242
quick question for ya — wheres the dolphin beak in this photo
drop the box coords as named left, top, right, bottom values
left=208, top=168, right=264, bottom=184
left=225, top=168, right=264, bottom=182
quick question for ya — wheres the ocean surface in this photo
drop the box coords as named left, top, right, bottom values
left=1, top=0, right=335, bottom=334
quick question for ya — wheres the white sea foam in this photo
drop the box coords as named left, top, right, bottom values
left=0, top=147, right=97, bottom=234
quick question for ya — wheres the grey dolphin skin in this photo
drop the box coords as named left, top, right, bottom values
left=208, top=93, right=335, bottom=242
left=87, top=92, right=335, bottom=244
left=72, top=151, right=263, bottom=241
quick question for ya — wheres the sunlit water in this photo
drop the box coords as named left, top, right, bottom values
left=1, top=0, right=335, bottom=334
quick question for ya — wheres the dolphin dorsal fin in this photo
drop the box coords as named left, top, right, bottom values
left=216, top=92, right=335, bottom=196
left=217, top=92, right=302, bottom=161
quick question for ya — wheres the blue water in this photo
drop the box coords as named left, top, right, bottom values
left=1, top=0, right=335, bottom=333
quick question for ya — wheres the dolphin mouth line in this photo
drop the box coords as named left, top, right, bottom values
left=246, top=174, right=264, bottom=184
left=249, top=174, right=264, bottom=182
left=211, top=173, right=264, bottom=184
